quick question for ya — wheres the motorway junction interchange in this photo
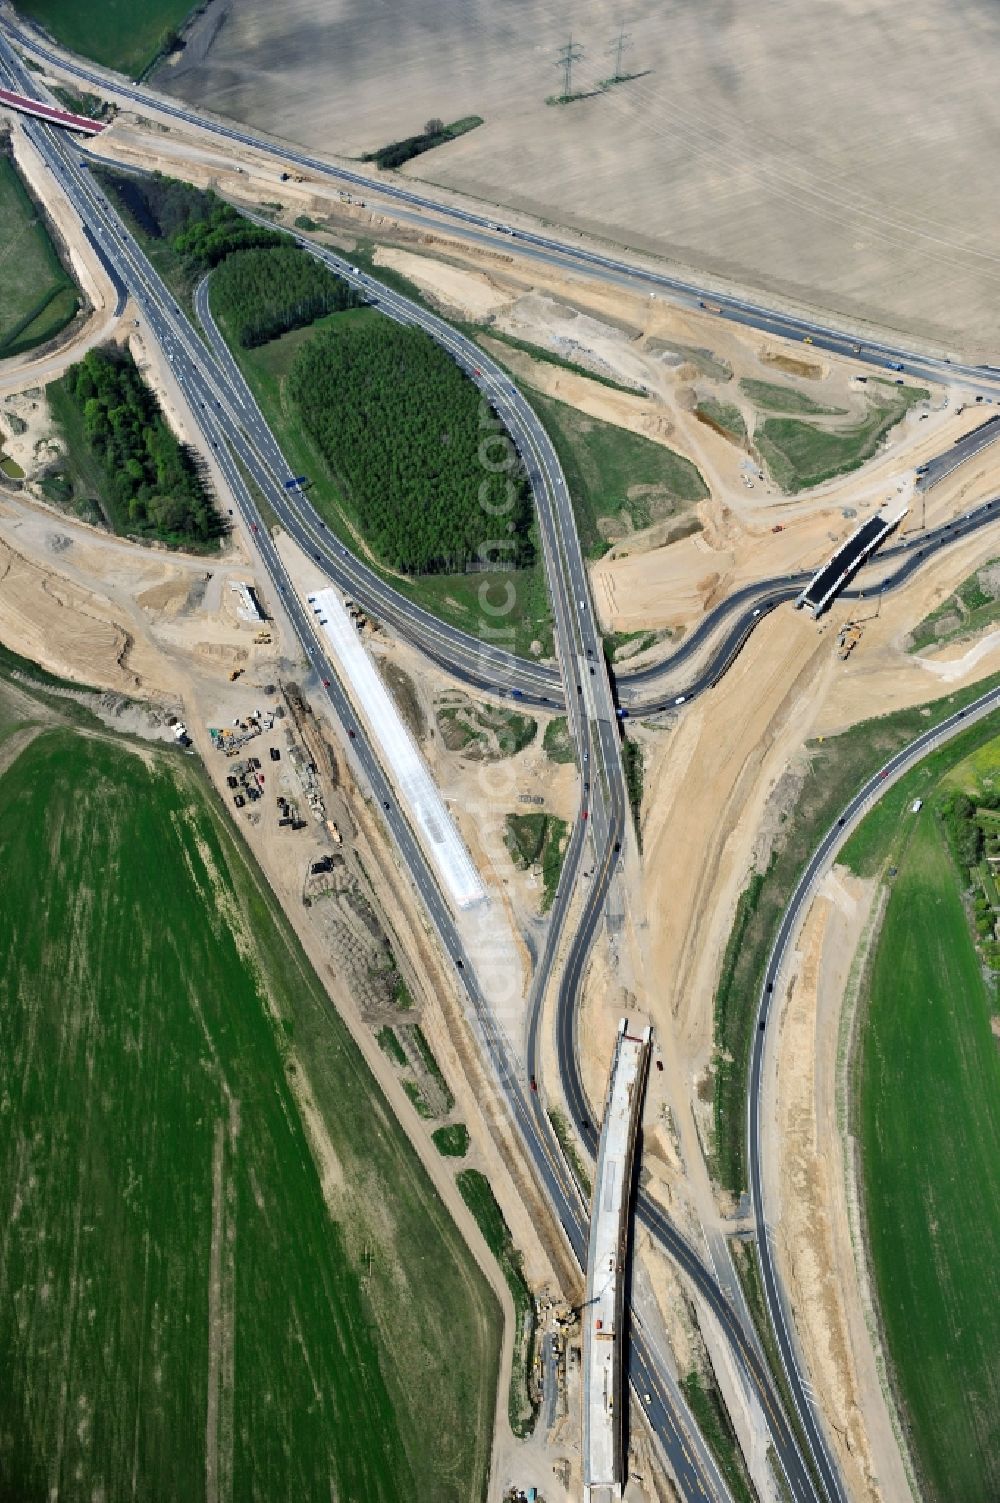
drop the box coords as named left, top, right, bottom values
left=1, top=8, right=1000, bottom=1503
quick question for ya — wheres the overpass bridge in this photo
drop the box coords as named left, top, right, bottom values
left=583, top=1019, right=652, bottom=1502
left=0, top=84, right=104, bottom=134
left=796, top=507, right=906, bottom=618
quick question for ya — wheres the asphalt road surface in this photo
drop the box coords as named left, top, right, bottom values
left=747, top=683, right=1000, bottom=1503
left=0, top=43, right=738, bottom=1499
left=7, top=9, right=1000, bottom=403
left=10, top=24, right=997, bottom=1500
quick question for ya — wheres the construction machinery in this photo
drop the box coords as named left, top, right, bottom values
left=837, top=621, right=864, bottom=660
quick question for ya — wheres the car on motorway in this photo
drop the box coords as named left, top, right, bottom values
left=674, top=695, right=686, bottom=705
left=322, top=678, right=330, bottom=688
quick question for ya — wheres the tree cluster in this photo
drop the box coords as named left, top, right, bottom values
left=63, top=348, right=219, bottom=545
left=211, top=246, right=360, bottom=347
left=97, top=169, right=282, bottom=270
left=288, top=320, right=533, bottom=575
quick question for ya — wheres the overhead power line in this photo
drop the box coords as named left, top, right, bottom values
left=554, top=34, right=584, bottom=100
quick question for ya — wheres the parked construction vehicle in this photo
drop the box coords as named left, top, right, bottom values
left=837, top=622, right=864, bottom=660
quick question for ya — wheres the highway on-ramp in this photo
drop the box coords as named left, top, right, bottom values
left=0, top=45, right=737, bottom=1500
left=12, top=27, right=995, bottom=1500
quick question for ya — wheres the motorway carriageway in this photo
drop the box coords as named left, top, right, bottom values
left=190, top=229, right=1000, bottom=724
left=35, top=92, right=998, bottom=1499
left=0, top=59, right=738, bottom=1503
left=746, top=681, right=1000, bottom=1501
left=39, top=107, right=986, bottom=1503
left=7, top=12, right=1000, bottom=405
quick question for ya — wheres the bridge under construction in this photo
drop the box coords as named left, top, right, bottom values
left=583, top=1019, right=652, bottom=1502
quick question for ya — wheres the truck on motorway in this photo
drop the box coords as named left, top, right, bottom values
left=884, top=361, right=903, bottom=372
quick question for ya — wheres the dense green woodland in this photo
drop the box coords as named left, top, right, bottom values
left=289, top=321, right=533, bottom=574
left=212, top=246, right=360, bottom=347
left=61, top=347, right=219, bottom=545
left=97, top=169, right=283, bottom=272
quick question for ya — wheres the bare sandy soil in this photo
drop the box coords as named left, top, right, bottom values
left=156, top=0, right=1000, bottom=352
left=763, top=872, right=911, bottom=1503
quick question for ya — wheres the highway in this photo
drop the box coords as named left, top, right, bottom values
left=747, top=682, right=1000, bottom=1503
left=0, top=41, right=738, bottom=1501
left=44, top=164, right=1000, bottom=727
left=6, top=6, right=1000, bottom=404
left=7, top=26, right=994, bottom=1502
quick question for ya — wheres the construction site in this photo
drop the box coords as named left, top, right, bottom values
left=1, top=18, right=1000, bottom=1503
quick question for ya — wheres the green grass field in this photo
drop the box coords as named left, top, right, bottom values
left=0, top=694, right=499, bottom=1500
left=858, top=810, right=1000, bottom=1501
left=456, top=1170, right=536, bottom=1437
left=0, top=154, right=78, bottom=359
left=14, top=0, right=196, bottom=76
left=755, top=381, right=927, bottom=493
left=527, top=389, right=707, bottom=557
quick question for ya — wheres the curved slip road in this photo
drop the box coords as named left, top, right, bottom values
left=0, top=47, right=737, bottom=1499
left=746, top=683, right=1000, bottom=1502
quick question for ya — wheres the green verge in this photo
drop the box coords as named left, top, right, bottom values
left=14, top=0, right=198, bottom=77
left=907, top=556, right=1000, bottom=654
left=712, top=672, right=1000, bottom=1194
left=412, top=1026, right=456, bottom=1111
left=695, top=399, right=747, bottom=443
left=432, top=1123, right=470, bottom=1158
left=853, top=766, right=1000, bottom=1500
left=527, top=388, right=708, bottom=558
left=505, top=812, right=570, bottom=912
left=377, top=1024, right=408, bottom=1067
left=456, top=1169, right=537, bottom=1438
left=680, top=1371, right=756, bottom=1503
left=0, top=153, right=78, bottom=359
left=547, top=1107, right=592, bottom=1198
left=739, top=378, right=845, bottom=415
left=542, top=715, right=576, bottom=764
left=0, top=713, right=500, bottom=1501
left=755, top=381, right=927, bottom=493
left=622, top=736, right=644, bottom=846
left=477, top=326, right=645, bottom=396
